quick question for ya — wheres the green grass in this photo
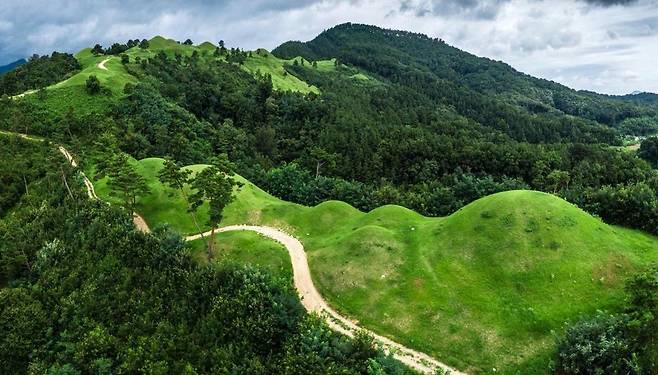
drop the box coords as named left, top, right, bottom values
left=188, top=230, right=292, bottom=282
left=14, top=36, right=329, bottom=112
left=242, top=49, right=321, bottom=93
left=18, top=48, right=137, bottom=114
left=92, top=157, right=658, bottom=374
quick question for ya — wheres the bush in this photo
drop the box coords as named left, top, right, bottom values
left=85, top=75, right=101, bottom=95
left=555, top=312, right=640, bottom=374
left=555, top=266, right=658, bottom=374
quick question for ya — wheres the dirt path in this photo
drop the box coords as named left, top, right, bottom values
left=186, top=225, right=465, bottom=375
left=97, top=58, right=110, bottom=71
left=2, top=130, right=464, bottom=374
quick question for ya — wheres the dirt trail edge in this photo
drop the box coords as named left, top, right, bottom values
left=186, top=225, right=466, bottom=375
left=57, top=144, right=149, bottom=227
left=97, top=58, right=110, bottom=71
left=2, top=131, right=463, bottom=374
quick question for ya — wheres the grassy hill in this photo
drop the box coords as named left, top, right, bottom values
left=15, top=35, right=327, bottom=112
left=92, top=157, right=658, bottom=374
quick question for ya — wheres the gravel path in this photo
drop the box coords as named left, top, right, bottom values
left=187, top=225, right=466, bottom=375
left=97, top=58, right=110, bottom=71
left=2, top=130, right=465, bottom=374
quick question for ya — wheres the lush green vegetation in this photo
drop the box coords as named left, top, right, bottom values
left=188, top=231, right=293, bottom=281
left=3, top=23, right=658, bottom=374
left=0, top=52, right=80, bottom=96
left=555, top=266, right=658, bottom=374
left=0, top=133, right=413, bottom=375
left=92, top=156, right=658, bottom=374
left=242, top=49, right=320, bottom=93
left=274, top=23, right=657, bottom=134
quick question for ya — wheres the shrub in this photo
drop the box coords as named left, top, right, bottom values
left=555, top=312, right=640, bottom=374
left=85, top=75, right=101, bottom=95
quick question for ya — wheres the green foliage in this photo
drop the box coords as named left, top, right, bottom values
left=0, top=190, right=413, bottom=374
left=0, top=288, right=48, bottom=374
left=639, top=137, right=658, bottom=167
left=92, top=155, right=658, bottom=373
left=0, top=52, right=80, bottom=96
left=97, top=152, right=150, bottom=212
left=189, top=155, right=241, bottom=228
left=85, top=74, right=101, bottom=94
left=274, top=23, right=654, bottom=134
left=556, top=266, right=658, bottom=374
left=555, top=313, right=640, bottom=374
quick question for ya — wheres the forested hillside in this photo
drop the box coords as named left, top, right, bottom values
left=0, top=59, right=26, bottom=75
left=0, top=134, right=413, bottom=375
left=0, top=53, right=80, bottom=96
left=274, top=23, right=658, bottom=136
left=2, top=23, right=658, bottom=374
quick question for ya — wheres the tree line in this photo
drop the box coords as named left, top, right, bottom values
left=0, top=52, right=80, bottom=96
left=0, top=136, right=415, bottom=375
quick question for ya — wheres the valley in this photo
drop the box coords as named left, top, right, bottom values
left=2, top=20, right=658, bottom=375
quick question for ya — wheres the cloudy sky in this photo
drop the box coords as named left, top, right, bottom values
left=1, top=0, right=657, bottom=94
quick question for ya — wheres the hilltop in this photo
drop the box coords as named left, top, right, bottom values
left=274, top=23, right=658, bottom=137
left=92, top=157, right=658, bottom=374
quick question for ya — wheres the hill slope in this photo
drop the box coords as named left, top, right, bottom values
left=274, top=23, right=657, bottom=136
left=93, top=157, right=658, bottom=374
left=0, top=59, right=26, bottom=75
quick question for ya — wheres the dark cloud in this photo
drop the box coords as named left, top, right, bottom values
left=0, top=0, right=325, bottom=65
left=399, top=0, right=512, bottom=19
left=582, top=0, right=638, bottom=5
left=610, top=16, right=658, bottom=37
left=0, top=0, right=656, bottom=94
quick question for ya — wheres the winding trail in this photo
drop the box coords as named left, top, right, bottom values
left=3, top=130, right=465, bottom=374
left=186, top=225, right=465, bottom=375
left=97, top=57, right=110, bottom=71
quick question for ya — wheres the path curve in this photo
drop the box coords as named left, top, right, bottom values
left=2, top=130, right=464, bottom=374
left=97, top=57, right=110, bottom=71
left=187, top=225, right=465, bottom=375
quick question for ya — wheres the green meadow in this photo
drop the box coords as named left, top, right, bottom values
left=93, top=157, right=658, bottom=374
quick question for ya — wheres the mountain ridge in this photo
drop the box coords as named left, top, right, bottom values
left=273, top=22, right=657, bottom=132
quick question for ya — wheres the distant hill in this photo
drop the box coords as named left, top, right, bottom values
left=0, top=58, right=26, bottom=75
left=274, top=23, right=657, bottom=132
left=619, top=91, right=658, bottom=106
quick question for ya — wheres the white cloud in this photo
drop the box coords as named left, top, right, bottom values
left=0, top=0, right=656, bottom=94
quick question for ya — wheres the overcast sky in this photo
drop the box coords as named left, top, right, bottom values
left=1, top=0, right=657, bottom=94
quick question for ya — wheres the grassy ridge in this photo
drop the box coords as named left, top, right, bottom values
left=17, top=35, right=332, bottom=115
left=93, top=157, right=658, bottom=374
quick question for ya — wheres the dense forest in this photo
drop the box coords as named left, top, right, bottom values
left=0, top=52, right=80, bottom=96
left=274, top=23, right=657, bottom=134
left=2, top=23, right=658, bottom=374
left=0, top=136, right=412, bottom=374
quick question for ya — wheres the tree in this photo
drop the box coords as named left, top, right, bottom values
left=183, top=39, right=193, bottom=45
left=103, top=153, right=150, bottom=214
left=157, top=157, right=205, bottom=238
left=85, top=75, right=101, bottom=95
left=189, top=154, right=241, bottom=259
left=545, top=170, right=570, bottom=193
left=91, top=44, right=104, bottom=55
left=309, top=147, right=338, bottom=178
left=639, top=137, right=658, bottom=168
left=120, top=54, right=129, bottom=65
left=138, top=39, right=150, bottom=49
